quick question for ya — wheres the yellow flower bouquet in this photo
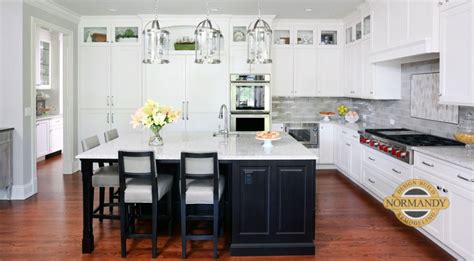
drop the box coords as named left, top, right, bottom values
left=131, top=99, right=181, bottom=145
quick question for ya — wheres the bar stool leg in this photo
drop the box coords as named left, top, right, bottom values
left=180, top=201, right=187, bottom=259
left=99, top=187, right=105, bottom=222
left=151, top=201, right=158, bottom=258
left=167, top=193, right=172, bottom=236
left=120, top=202, right=127, bottom=257
left=109, top=187, right=114, bottom=213
left=213, top=203, right=219, bottom=259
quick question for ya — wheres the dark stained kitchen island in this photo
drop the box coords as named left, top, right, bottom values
left=76, top=132, right=317, bottom=256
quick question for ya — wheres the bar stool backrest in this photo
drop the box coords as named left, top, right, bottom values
left=82, top=135, right=100, bottom=152
left=104, top=129, right=119, bottom=142
left=118, top=151, right=158, bottom=200
left=180, top=152, right=219, bottom=204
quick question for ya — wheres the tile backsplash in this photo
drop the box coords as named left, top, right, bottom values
left=272, top=59, right=474, bottom=139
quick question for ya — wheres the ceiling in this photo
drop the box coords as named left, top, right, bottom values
left=51, top=0, right=364, bottom=19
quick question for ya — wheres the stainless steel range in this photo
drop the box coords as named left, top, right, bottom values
left=360, top=128, right=464, bottom=164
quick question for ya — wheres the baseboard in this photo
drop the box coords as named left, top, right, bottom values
left=316, top=164, right=336, bottom=170
left=63, top=159, right=80, bottom=174
left=230, top=242, right=315, bottom=256
left=0, top=181, right=36, bottom=200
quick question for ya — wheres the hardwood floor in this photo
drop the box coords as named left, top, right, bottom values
left=0, top=155, right=454, bottom=260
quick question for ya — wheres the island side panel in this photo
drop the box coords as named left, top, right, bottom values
left=231, top=160, right=316, bottom=256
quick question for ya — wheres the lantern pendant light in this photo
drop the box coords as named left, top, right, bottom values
left=247, top=1, right=272, bottom=64
left=195, top=1, right=222, bottom=64
left=142, top=0, right=169, bottom=64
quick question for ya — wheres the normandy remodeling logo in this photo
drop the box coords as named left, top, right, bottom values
left=383, top=179, right=449, bottom=228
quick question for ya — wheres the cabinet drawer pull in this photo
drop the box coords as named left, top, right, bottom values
left=436, top=185, right=442, bottom=191
left=368, top=157, right=376, bottom=161
left=457, top=174, right=474, bottom=183
left=392, top=168, right=401, bottom=174
left=368, top=178, right=375, bottom=184
left=422, top=161, right=434, bottom=167
left=346, top=143, right=351, bottom=147
left=442, top=188, right=448, bottom=193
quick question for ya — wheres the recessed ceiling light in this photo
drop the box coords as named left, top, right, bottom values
left=108, top=8, right=117, bottom=12
left=210, top=8, right=219, bottom=12
left=305, top=8, right=313, bottom=12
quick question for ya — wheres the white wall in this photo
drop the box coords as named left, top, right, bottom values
left=0, top=1, right=78, bottom=199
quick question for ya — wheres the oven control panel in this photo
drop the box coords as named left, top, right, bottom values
left=359, top=135, right=411, bottom=164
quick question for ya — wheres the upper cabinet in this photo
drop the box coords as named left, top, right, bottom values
left=439, top=0, right=474, bottom=106
left=369, top=0, right=440, bottom=62
left=80, top=18, right=141, bottom=46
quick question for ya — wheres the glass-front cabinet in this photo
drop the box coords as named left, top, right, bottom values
left=296, top=30, right=314, bottom=45
left=37, top=40, right=51, bottom=89
left=363, top=15, right=371, bottom=36
left=272, top=24, right=317, bottom=47
left=80, top=20, right=140, bottom=45
left=273, top=29, right=291, bottom=45
left=320, top=30, right=338, bottom=46
left=345, top=26, right=353, bottom=44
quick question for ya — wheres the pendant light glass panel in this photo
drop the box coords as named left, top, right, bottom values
left=195, top=19, right=221, bottom=64
left=143, top=20, right=170, bottom=64
left=247, top=19, right=272, bottom=64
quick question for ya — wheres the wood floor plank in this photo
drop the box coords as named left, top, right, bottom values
left=0, top=156, right=455, bottom=260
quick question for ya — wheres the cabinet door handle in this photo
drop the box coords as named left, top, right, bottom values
left=457, top=174, right=474, bottom=183
left=436, top=185, right=442, bottom=191
left=346, top=143, right=351, bottom=147
left=342, top=131, right=347, bottom=134
left=442, top=188, right=448, bottom=193
left=181, top=102, right=185, bottom=120
left=107, top=96, right=110, bottom=106
left=186, top=101, right=189, bottom=120
left=368, top=178, right=375, bottom=184
left=368, top=157, right=376, bottom=161
left=107, top=113, right=109, bottom=124
left=111, top=96, right=114, bottom=107
left=422, top=161, right=434, bottom=167
left=111, top=113, right=114, bottom=124
left=392, top=168, right=401, bottom=174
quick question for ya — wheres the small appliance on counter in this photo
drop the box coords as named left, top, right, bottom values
left=230, top=74, right=271, bottom=132
left=360, top=128, right=464, bottom=164
left=284, top=123, right=319, bottom=149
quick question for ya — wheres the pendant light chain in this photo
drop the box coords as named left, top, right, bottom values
left=154, top=0, right=159, bottom=21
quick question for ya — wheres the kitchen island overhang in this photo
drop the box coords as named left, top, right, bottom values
left=76, top=132, right=317, bottom=256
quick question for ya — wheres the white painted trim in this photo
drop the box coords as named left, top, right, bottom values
left=30, top=17, right=76, bottom=183
left=24, top=0, right=81, bottom=23
left=10, top=181, right=35, bottom=200
left=316, top=164, right=337, bottom=170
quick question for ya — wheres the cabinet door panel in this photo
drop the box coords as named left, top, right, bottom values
left=272, top=48, right=294, bottom=96
left=232, top=164, right=271, bottom=242
left=230, top=48, right=250, bottom=74
left=317, top=49, right=343, bottom=97
left=273, top=165, right=312, bottom=241
left=144, top=55, right=186, bottom=110
left=79, top=110, right=109, bottom=145
left=371, top=0, right=389, bottom=51
left=110, top=110, right=140, bottom=136
left=445, top=184, right=474, bottom=260
left=349, top=139, right=361, bottom=183
left=49, top=127, right=63, bottom=153
left=79, top=47, right=110, bottom=109
left=361, top=38, right=374, bottom=98
left=339, top=136, right=352, bottom=174
left=293, top=48, right=317, bottom=97
left=388, top=0, right=409, bottom=47
left=439, top=3, right=473, bottom=105
left=185, top=112, right=220, bottom=132
left=186, top=56, right=228, bottom=113
left=110, top=47, right=142, bottom=109
left=36, top=121, right=49, bottom=157
left=318, top=123, right=334, bottom=164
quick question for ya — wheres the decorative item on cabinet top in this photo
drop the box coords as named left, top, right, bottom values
left=115, top=27, right=138, bottom=43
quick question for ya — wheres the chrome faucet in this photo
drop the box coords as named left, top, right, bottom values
left=218, top=104, right=229, bottom=138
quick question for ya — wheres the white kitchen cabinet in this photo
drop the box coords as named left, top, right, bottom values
left=439, top=0, right=474, bottom=106
left=110, top=47, right=142, bottom=110
left=316, top=48, right=343, bottom=97
left=293, top=48, right=317, bottom=97
left=272, top=47, right=294, bottom=96
left=48, top=117, right=63, bottom=153
left=349, top=134, right=361, bottom=182
left=80, top=19, right=141, bottom=46
left=338, top=135, right=352, bottom=175
left=361, top=38, right=374, bottom=98
left=79, top=46, right=110, bottom=110
left=318, top=123, right=334, bottom=164
left=79, top=110, right=110, bottom=144
left=333, top=125, right=341, bottom=166
left=36, top=120, right=49, bottom=158
left=229, top=48, right=272, bottom=74
left=344, top=42, right=362, bottom=97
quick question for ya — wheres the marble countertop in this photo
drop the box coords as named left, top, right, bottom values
left=36, top=114, right=62, bottom=121
left=413, top=147, right=474, bottom=171
left=0, top=128, right=14, bottom=132
left=76, top=131, right=318, bottom=161
left=274, top=119, right=388, bottom=133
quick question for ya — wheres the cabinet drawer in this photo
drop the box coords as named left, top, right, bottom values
left=414, top=152, right=474, bottom=191
left=364, top=147, right=412, bottom=184
left=49, top=118, right=63, bottom=129
left=362, top=164, right=397, bottom=200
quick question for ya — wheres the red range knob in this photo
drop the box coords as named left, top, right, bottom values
left=392, top=149, right=398, bottom=156
left=383, top=146, right=390, bottom=152
left=396, top=151, right=403, bottom=158
left=379, top=145, right=385, bottom=151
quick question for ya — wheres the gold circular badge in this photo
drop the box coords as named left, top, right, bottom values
left=383, top=179, right=450, bottom=228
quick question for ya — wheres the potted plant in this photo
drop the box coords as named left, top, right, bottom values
left=130, top=100, right=181, bottom=146
left=116, top=28, right=138, bottom=42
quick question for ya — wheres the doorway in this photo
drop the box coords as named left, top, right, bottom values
left=30, top=17, right=75, bottom=194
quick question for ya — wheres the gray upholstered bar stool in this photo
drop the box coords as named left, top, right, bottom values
left=81, top=135, right=120, bottom=221
left=118, top=151, right=173, bottom=258
left=104, top=128, right=120, bottom=213
left=180, top=152, right=225, bottom=259
left=104, top=128, right=119, bottom=142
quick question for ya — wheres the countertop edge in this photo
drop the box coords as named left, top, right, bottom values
left=0, top=128, right=14, bottom=132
